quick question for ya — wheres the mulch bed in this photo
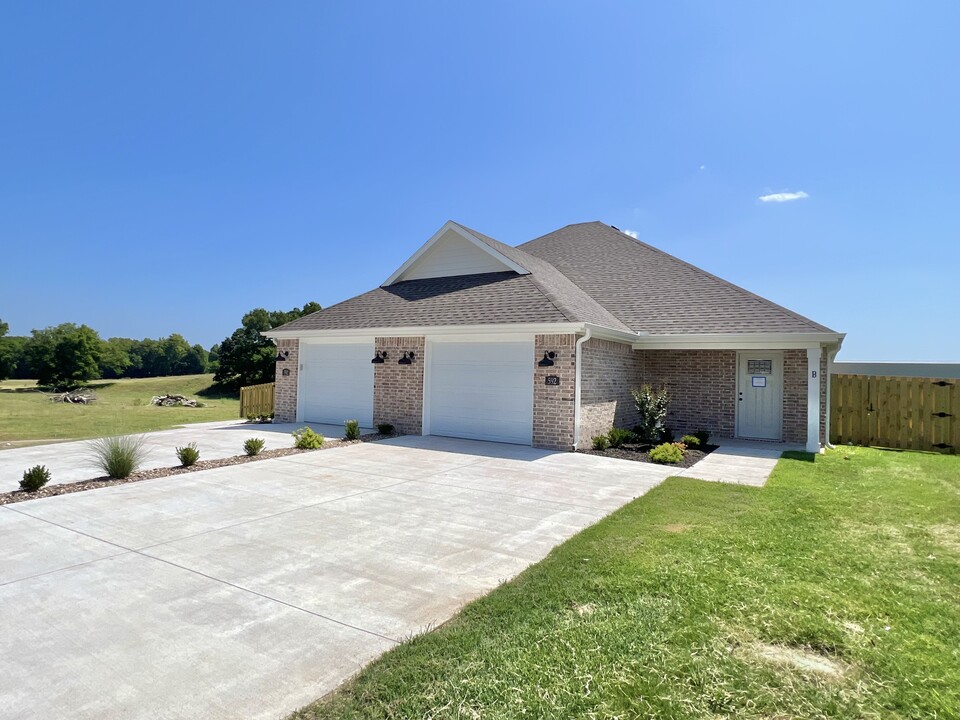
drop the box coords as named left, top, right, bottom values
left=0, top=432, right=393, bottom=506
left=578, top=443, right=718, bottom=469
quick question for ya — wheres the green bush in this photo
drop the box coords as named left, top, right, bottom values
left=631, top=385, right=670, bottom=443
left=176, top=442, right=200, bottom=467
left=243, top=437, right=266, bottom=456
left=694, top=429, right=711, bottom=446
left=591, top=434, right=610, bottom=451
left=292, top=427, right=325, bottom=449
left=649, top=442, right=685, bottom=464
left=88, top=435, right=147, bottom=479
left=344, top=419, right=360, bottom=441
left=21, top=465, right=51, bottom=492
left=680, top=434, right=701, bottom=447
left=607, top=428, right=635, bottom=448
left=377, top=423, right=394, bottom=435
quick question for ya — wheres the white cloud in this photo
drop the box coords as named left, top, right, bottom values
left=758, top=190, right=809, bottom=203
left=622, top=228, right=639, bottom=238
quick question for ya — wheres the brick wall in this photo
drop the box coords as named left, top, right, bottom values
left=642, top=350, right=737, bottom=438
left=533, top=334, right=577, bottom=450
left=273, top=338, right=299, bottom=423
left=782, top=350, right=806, bottom=444
left=783, top=349, right=828, bottom=446
left=373, top=336, right=425, bottom=435
left=578, top=338, right=643, bottom=446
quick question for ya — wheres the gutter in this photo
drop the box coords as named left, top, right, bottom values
left=572, top=326, right=592, bottom=450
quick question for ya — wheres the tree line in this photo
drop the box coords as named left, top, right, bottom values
left=0, top=301, right=320, bottom=391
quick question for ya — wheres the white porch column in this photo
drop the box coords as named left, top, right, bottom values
left=806, top=346, right=823, bottom=453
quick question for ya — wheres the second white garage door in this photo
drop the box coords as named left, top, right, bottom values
left=299, top=342, right=374, bottom=426
left=427, top=340, right=534, bottom=445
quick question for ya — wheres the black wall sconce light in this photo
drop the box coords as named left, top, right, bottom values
left=275, top=350, right=290, bottom=362
left=398, top=351, right=416, bottom=365
left=538, top=351, right=556, bottom=367
left=371, top=351, right=388, bottom=364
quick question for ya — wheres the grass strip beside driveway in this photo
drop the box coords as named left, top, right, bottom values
left=291, top=447, right=960, bottom=719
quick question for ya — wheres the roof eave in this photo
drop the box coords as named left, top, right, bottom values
left=633, top=331, right=845, bottom=351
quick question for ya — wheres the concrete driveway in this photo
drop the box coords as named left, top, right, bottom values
left=0, top=420, right=371, bottom=492
left=0, top=435, right=676, bottom=720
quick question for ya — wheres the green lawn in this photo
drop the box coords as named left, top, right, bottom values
left=0, top=374, right=239, bottom=446
left=292, top=447, right=960, bottom=719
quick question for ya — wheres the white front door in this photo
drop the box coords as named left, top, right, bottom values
left=298, top=342, right=375, bottom=426
left=737, top=352, right=783, bottom=440
left=426, top=340, right=534, bottom=445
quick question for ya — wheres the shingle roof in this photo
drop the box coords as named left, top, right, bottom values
left=518, top=222, right=837, bottom=335
left=270, top=272, right=572, bottom=332
left=273, top=220, right=838, bottom=336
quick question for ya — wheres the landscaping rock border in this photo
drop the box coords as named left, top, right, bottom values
left=0, top=432, right=394, bottom=506
left=578, top=443, right=718, bottom=469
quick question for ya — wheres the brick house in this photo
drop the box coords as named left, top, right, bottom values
left=266, top=221, right=844, bottom=453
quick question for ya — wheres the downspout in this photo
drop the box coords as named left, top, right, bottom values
left=572, top=326, right=592, bottom=450
left=824, top=345, right=839, bottom=449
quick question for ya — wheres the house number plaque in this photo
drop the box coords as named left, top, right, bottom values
left=544, top=375, right=560, bottom=386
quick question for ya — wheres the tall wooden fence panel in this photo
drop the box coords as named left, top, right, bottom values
left=831, top=374, right=958, bottom=453
left=239, top=381, right=275, bottom=418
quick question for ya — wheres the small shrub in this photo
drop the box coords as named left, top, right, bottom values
left=649, top=442, right=684, bottom=464
left=21, top=465, right=51, bottom=492
left=88, top=435, right=147, bottom=479
left=631, top=385, right=670, bottom=443
left=243, top=437, right=266, bottom=456
left=694, top=429, right=711, bottom=446
left=344, top=419, right=360, bottom=441
left=680, top=434, right=701, bottom=447
left=377, top=423, right=395, bottom=435
left=608, top=428, right=635, bottom=448
left=591, top=434, right=610, bottom=451
left=293, top=427, right=325, bottom=449
left=176, top=442, right=200, bottom=467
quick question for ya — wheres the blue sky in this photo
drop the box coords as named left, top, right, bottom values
left=1, top=2, right=957, bottom=360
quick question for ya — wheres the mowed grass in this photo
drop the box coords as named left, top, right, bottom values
left=0, top=374, right=239, bottom=445
left=292, top=448, right=960, bottom=719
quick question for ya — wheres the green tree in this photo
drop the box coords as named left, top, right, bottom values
left=100, top=337, right=133, bottom=379
left=25, top=323, right=103, bottom=389
left=0, top=319, right=15, bottom=380
left=213, top=302, right=320, bottom=389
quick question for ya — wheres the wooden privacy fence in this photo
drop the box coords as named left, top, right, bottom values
left=831, top=374, right=958, bottom=453
left=239, top=381, right=275, bottom=418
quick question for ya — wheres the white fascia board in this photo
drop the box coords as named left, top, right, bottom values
left=583, top=323, right=648, bottom=345
left=633, top=332, right=845, bottom=351
left=381, top=220, right=529, bottom=286
left=264, top=322, right=585, bottom=341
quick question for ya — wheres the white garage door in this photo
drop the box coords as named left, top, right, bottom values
left=427, top=341, right=533, bottom=445
left=299, top=342, right=374, bottom=426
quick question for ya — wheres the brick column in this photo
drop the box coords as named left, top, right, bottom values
left=533, top=334, right=577, bottom=450
left=273, top=338, right=299, bottom=423
left=373, top=336, right=425, bottom=435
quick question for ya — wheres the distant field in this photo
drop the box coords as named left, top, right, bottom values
left=0, top=374, right=239, bottom=447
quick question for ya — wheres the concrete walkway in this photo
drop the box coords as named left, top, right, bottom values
left=0, top=420, right=373, bottom=493
left=679, top=437, right=805, bottom=486
left=0, top=435, right=677, bottom=720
